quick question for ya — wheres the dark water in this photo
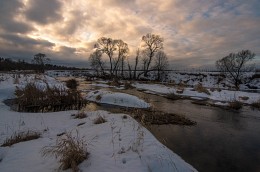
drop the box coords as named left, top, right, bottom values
left=150, top=101, right=260, bottom=172
left=73, top=78, right=260, bottom=172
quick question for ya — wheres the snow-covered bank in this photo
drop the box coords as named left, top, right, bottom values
left=133, top=83, right=260, bottom=104
left=0, top=74, right=196, bottom=172
left=86, top=90, right=150, bottom=108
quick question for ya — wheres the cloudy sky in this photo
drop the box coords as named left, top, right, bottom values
left=0, top=0, right=259, bottom=69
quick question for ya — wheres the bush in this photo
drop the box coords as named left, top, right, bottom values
left=194, top=83, right=210, bottom=95
left=229, top=100, right=243, bottom=110
left=1, top=130, right=41, bottom=147
left=41, top=132, right=88, bottom=172
left=66, top=79, right=79, bottom=90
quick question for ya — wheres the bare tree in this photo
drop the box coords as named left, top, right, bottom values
left=95, top=37, right=116, bottom=75
left=216, top=50, right=255, bottom=90
left=153, top=51, right=169, bottom=81
left=89, top=50, right=104, bottom=76
left=141, top=33, right=163, bottom=76
left=133, top=49, right=140, bottom=79
left=112, top=40, right=129, bottom=78
left=127, top=59, right=132, bottom=79
left=32, top=53, right=50, bottom=73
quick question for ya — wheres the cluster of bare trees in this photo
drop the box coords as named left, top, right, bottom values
left=89, top=33, right=169, bottom=80
left=89, top=34, right=256, bottom=88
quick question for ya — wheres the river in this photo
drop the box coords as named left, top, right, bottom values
left=75, top=78, right=260, bottom=172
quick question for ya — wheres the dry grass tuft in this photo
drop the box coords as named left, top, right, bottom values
left=96, top=95, right=102, bottom=101
left=108, top=78, right=121, bottom=87
left=239, top=96, right=249, bottom=101
left=124, top=81, right=134, bottom=89
left=194, top=83, right=210, bottom=95
left=65, top=79, right=79, bottom=90
left=229, top=100, right=243, bottom=110
left=94, top=115, right=107, bottom=124
left=166, top=92, right=181, bottom=100
left=1, top=130, right=41, bottom=147
left=41, top=132, right=88, bottom=172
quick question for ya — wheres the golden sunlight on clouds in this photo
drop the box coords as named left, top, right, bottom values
left=0, top=0, right=259, bottom=67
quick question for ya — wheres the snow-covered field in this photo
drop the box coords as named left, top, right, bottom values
left=46, top=70, right=260, bottom=90
left=0, top=73, right=196, bottom=172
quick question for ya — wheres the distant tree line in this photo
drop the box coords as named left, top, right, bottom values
left=0, top=57, right=79, bottom=71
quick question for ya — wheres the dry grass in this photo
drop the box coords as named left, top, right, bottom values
left=72, top=112, right=87, bottom=119
left=93, top=115, right=107, bottom=124
left=229, top=100, right=243, bottom=110
left=96, top=94, right=102, bottom=101
left=14, top=82, right=86, bottom=112
left=194, top=83, right=210, bottom=95
left=41, top=132, right=88, bottom=172
left=108, top=78, right=121, bottom=87
left=1, top=130, right=41, bottom=147
left=129, top=108, right=196, bottom=126
left=124, top=81, right=134, bottom=89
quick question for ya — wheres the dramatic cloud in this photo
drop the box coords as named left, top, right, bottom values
left=0, top=0, right=259, bottom=68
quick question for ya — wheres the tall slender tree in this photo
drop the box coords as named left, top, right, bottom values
left=141, top=33, right=163, bottom=76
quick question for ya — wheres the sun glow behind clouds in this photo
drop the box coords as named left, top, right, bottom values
left=0, top=0, right=259, bottom=67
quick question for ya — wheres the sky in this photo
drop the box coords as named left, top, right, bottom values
left=0, top=0, right=259, bottom=69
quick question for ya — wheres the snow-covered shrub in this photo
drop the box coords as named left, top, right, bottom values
left=41, top=132, right=88, bottom=172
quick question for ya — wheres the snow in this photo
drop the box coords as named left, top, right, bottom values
left=133, top=83, right=260, bottom=104
left=86, top=90, right=150, bottom=108
left=0, top=73, right=196, bottom=172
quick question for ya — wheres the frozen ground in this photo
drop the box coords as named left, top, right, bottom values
left=0, top=73, right=196, bottom=172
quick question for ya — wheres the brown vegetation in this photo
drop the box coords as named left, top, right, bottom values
left=194, top=83, right=210, bottom=95
left=14, top=83, right=86, bottom=112
left=93, top=115, right=107, bottom=124
left=228, top=100, right=243, bottom=110
left=1, top=130, right=41, bottom=147
left=41, top=132, right=88, bottom=172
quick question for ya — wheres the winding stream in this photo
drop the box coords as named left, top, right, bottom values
left=71, top=78, right=260, bottom=172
